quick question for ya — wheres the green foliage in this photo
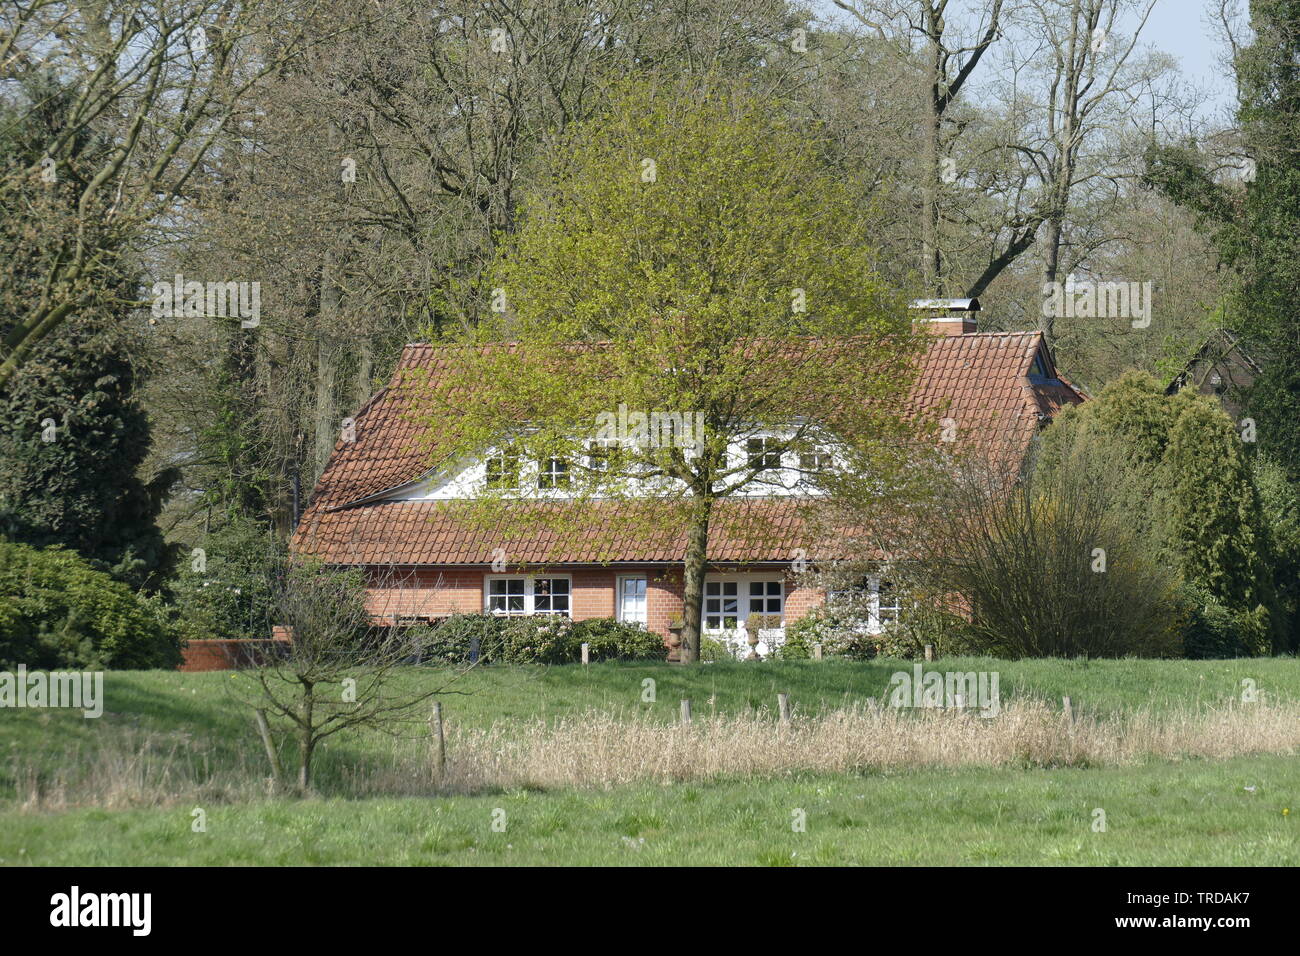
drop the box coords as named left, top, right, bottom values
left=1159, top=399, right=1273, bottom=612
left=1179, top=584, right=1271, bottom=659
left=781, top=605, right=874, bottom=660
left=0, top=81, right=176, bottom=592
left=568, top=618, right=668, bottom=661
left=1036, top=371, right=1279, bottom=652
left=1254, top=455, right=1300, bottom=652
left=1145, top=2, right=1300, bottom=480
left=0, top=538, right=182, bottom=670
left=171, top=518, right=286, bottom=641
left=420, top=614, right=666, bottom=665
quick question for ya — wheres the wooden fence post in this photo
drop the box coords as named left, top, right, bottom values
left=430, top=700, right=446, bottom=778
left=581, top=642, right=590, bottom=666
left=924, top=643, right=935, bottom=662
left=1062, top=696, right=1074, bottom=726
left=680, top=699, right=692, bottom=724
left=778, top=692, right=791, bottom=723
left=254, top=708, right=284, bottom=791
left=813, top=643, right=823, bottom=661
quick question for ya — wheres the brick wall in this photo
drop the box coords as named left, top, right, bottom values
left=179, top=638, right=289, bottom=672
left=357, top=563, right=826, bottom=640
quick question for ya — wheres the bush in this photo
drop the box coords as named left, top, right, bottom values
left=1181, top=585, right=1271, bottom=659
left=0, top=538, right=182, bottom=669
left=171, top=517, right=286, bottom=641
left=569, top=618, right=667, bottom=660
left=499, top=616, right=579, bottom=664
left=418, top=614, right=666, bottom=665
left=417, top=613, right=511, bottom=664
left=781, top=605, right=871, bottom=659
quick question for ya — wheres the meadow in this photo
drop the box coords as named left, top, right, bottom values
left=2, top=658, right=1297, bottom=865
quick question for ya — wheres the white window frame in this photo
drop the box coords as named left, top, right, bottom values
left=745, top=436, right=783, bottom=472
left=484, top=453, right=520, bottom=491
left=828, top=575, right=901, bottom=635
left=798, top=444, right=834, bottom=474
left=537, top=456, right=570, bottom=490
left=701, top=573, right=785, bottom=633
left=616, top=574, right=648, bottom=627
left=868, top=575, right=901, bottom=634
left=484, top=574, right=573, bottom=617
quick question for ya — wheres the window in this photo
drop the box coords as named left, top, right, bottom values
left=703, top=577, right=784, bottom=631
left=875, top=578, right=900, bottom=629
left=487, top=577, right=526, bottom=614
left=485, top=453, right=519, bottom=490
left=532, top=577, right=570, bottom=614
left=828, top=576, right=899, bottom=635
left=748, top=580, right=783, bottom=615
left=538, top=456, right=570, bottom=490
left=799, top=446, right=833, bottom=473
left=704, top=581, right=739, bottom=630
left=746, top=437, right=781, bottom=471
left=618, top=575, right=647, bottom=625
left=486, top=576, right=571, bottom=617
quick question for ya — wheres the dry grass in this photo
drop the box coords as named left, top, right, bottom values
left=447, top=699, right=1300, bottom=790
left=11, top=699, right=1300, bottom=811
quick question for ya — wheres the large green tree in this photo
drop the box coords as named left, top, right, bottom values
left=1145, top=0, right=1300, bottom=479
left=420, top=77, right=926, bottom=663
left=0, top=79, right=177, bottom=591
left=1036, top=371, right=1281, bottom=652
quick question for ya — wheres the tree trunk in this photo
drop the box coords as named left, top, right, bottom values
left=298, top=729, right=314, bottom=792
left=678, top=503, right=712, bottom=664
left=355, top=337, right=374, bottom=410
left=1039, top=214, right=1063, bottom=347
left=314, top=337, right=338, bottom=480
left=921, top=57, right=943, bottom=292
left=298, top=688, right=315, bottom=792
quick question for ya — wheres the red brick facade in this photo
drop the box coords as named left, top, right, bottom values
left=179, top=638, right=290, bottom=672
left=361, top=562, right=825, bottom=644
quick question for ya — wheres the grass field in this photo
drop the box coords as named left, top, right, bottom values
left=2, top=756, right=1295, bottom=866
left=2, top=658, right=1297, bottom=865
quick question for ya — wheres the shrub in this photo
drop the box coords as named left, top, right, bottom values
left=0, top=538, right=182, bottom=669
left=570, top=618, right=667, bottom=660
left=781, top=605, right=867, bottom=659
left=418, top=613, right=511, bottom=664
left=419, top=614, right=667, bottom=665
left=1181, top=585, right=1271, bottom=659
left=499, top=616, right=579, bottom=664
left=171, top=517, right=286, bottom=641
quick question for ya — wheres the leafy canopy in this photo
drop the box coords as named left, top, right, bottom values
left=420, top=76, right=925, bottom=542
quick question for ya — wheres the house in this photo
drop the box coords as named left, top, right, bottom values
left=290, top=304, right=1085, bottom=657
left=1165, top=328, right=1264, bottom=423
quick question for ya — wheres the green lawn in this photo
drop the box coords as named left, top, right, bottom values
left=3, top=657, right=1297, bottom=865
left=4, top=656, right=1297, bottom=799
left=2, top=755, right=1295, bottom=865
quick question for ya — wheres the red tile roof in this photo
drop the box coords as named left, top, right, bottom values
left=291, top=332, right=1083, bottom=566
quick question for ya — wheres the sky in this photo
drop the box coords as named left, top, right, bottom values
left=815, top=0, right=1240, bottom=122
left=1137, top=0, right=1237, bottom=119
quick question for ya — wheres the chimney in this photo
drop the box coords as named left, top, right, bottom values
left=909, top=297, right=980, bottom=335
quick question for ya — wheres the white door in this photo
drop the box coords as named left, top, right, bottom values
left=703, top=576, right=785, bottom=657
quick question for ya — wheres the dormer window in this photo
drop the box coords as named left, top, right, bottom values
left=538, top=456, right=570, bottom=489
left=485, top=453, right=520, bottom=490
left=746, top=437, right=782, bottom=471
left=799, top=446, right=834, bottom=473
